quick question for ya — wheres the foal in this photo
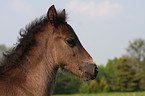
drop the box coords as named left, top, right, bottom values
left=0, top=5, right=98, bottom=96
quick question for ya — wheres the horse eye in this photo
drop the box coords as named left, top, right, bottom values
left=65, top=38, right=76, bottom=48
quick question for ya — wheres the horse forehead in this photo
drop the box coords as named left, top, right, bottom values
left=59, top=24, right=75, bottom=36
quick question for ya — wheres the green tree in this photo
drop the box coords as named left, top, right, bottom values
left=88, top=80, right=99, bottom=93
left=126, top=38, right=145, bottom=91
left=126, top=38, right=145, bottom=72
left=111, top=57, right=138, bottom=92
left=104, top=58, right=121, bottom=91
left=79, top=82, right=89, bottom=93
left=133, top=69, right=145, bottom=91
left=99, top=76, right=109, bottom=92
left=96, top=65, right=106, bottom=83
left=53, top=71, right=82, bottom=94
left=105, top=58, right=119, bottom=79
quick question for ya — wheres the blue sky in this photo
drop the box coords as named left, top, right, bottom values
left=0, top=0, right=145, bottom=65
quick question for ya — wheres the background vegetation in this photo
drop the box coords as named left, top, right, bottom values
left=54, top=92, right=145, bottom=96
left=0, top=38, right=145, bottom=95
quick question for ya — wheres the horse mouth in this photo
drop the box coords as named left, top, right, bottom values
left=82, top=70, right=98, bottom=81
left=79, top=64, right=98, bottom=81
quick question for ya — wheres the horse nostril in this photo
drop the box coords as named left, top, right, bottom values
left=79, top=64, right=98, bottom=77
left=79, top=67, right=82, bottom=71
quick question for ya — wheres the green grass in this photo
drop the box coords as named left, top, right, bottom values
left=53, top=92, right=145, bottom=96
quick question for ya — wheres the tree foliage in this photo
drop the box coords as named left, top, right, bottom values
left=79, top=82, right=89, bottom=93
left=79, top=76, right=109, bottom=93
left=88, top=80, right=99, bottom=93
left=99, top=76, right=109, bottom=92
left=104, top=58, right=121, bottom=91
left=110, top=57, right=144, bottom=92
left=105, top=58, right=119, bottom=79
left=126, top=38, right=145, bottom=91
left=127, top=38, right=145, bottom=71
left=53, top=71, right=82, bottom=94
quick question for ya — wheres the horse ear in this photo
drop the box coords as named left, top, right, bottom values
left=61, top=9, right=65, bottom=16
left=47, top=5, right=57, bottom=25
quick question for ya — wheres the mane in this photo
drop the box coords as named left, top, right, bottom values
left=0, top=12, right=67, bottom=75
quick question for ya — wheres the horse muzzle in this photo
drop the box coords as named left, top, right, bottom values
left=79, top=63, right=98, bottom=81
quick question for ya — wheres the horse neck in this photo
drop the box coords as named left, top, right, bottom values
left=23, top=28, right=58, bottom=96
left=8, top=27, right=58, bottom=96
left=24, top=54, right=58, bottom=96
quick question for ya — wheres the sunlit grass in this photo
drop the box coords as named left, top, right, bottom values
left=53, top=92, right=145, bottom=96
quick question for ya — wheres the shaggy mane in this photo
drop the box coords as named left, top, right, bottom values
left=0, top=12, right=67, bottom=75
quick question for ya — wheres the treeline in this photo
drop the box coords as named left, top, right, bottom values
left=0, top=39, right=145, bottom=94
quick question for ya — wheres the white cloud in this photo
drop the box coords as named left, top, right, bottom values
left=67, top=0, right=123, bottom=19
left=11, top=0, right=33, bottom=13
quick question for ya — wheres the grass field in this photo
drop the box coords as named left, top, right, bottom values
left=54, top=92, right=145, bottom=96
